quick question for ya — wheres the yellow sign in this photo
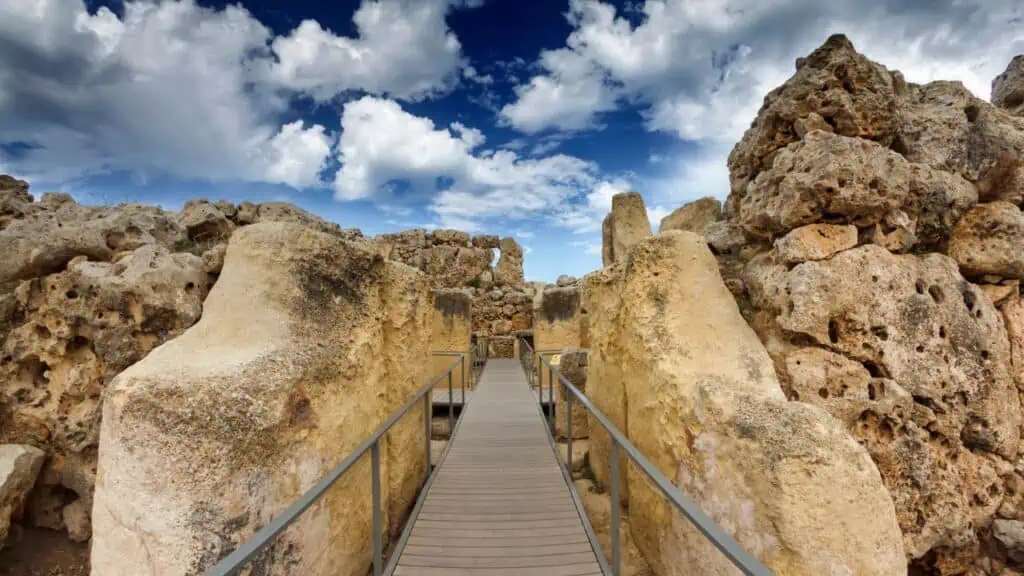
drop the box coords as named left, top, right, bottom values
left=550, top=354, right=561, bottom=366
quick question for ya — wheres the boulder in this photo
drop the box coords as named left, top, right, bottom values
left=555, top=348, right=588, bottom=440
left=494, top=237, right=524, bottom=286
left=91, top=223, right=432, bottom=575
left=948, top=201, right=1024, bottom=279
left=200, top=244, right=227, bottom=274
left=898, top=81, right=1024, bottom=183
left=0, top=199, right=183, bottom=284
left=703, top=220, right=746, bottom=254
left=775, top=223, right=857, bottom=264
left=592, top=232, right=905, bottom=575
left=993, top=519, right=1024, bottom=564
left=746, top=244, right=1021, bottom=558
left=235, top=201, right=257, bottom=225
left=602, top=192, right=652, bottom=266
left=177, top=199, right=234, bottom=243
left=556, top=274, right=577, bottom=287
left=659, top=197, right=722, bottom=235
left=0, top=444, right=45, bottom=546
left=738, top=130, right=910, bottom=239
left=254, top=202, right=351, bottom=239
left=993, top=55, right=1024, bottom=117
left=0, top=175, right=34, bottom=230
left=727, top=34, right=905, bottom=204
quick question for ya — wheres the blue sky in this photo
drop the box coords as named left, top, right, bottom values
left=1, top=0, right=1022, bottom=281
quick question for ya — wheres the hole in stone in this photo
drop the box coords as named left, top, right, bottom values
left=868, top=178, right=880, bottom=190
left=939, top=326, right=947, bottom=339
left=65, top=289, right=78, bottom=300
left=963, top=290, right=976, bottom=312
left=916, top=345, right=925, bottom=353
left=871, top=326, right=889, bottom=341
left=915, top=280, right=926, bottom=295
left=185, top=282, right=196, bottom=293
left=965, top=104, right=980, bottom=123
left=34, top=325, right=51, bottom=339
left=975, top=309, right=982, bottom=319
left=868, top=383, right=877, bottom=401
left=928, top=285, right=944, bottom=303
left=828, top=319, right=840, bottom=344
left=818, top=388, right=829, bottom=399
left=863, top=361, right=884, bottom=378
left=981, top=350, right=990, bottom=361
left=871, top=275, right=879, bottom=283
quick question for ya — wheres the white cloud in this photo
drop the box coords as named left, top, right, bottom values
left=332, top=96, right=608, bottom=230
left=503, top=0, right=1024, bottom=142
left=263, top=0, right=470, bottom=102
left=0, top=0, right=479, bottom=187
left=554, top=178, right=633, bottom=233
left=571, top=239, right=602, bottom=256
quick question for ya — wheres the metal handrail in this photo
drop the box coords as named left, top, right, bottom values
left=203, top=353, right=466, bottom=576
left=518, top=338, right=774, bottom=576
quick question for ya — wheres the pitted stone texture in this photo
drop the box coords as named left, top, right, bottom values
left=993, top=55, right=1024, bottom=117
left=747, top=244, right=1021, bottom=559
left=949, top=202, right=1024, bottom=280
left=177, top=199, right=234, bottom=243
left=658, top=197, right=721, bottom=235
left=90, top=223, right=432, bottom=575
left=602, top=192, right=652, bottom=266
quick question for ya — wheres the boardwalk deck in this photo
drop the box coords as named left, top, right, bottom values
left=393, top=359, right=603, bottom=576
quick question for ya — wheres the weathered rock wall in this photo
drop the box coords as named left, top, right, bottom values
left=90, top=222, right=432, bottom=575
left=373, top=230, right=532, bottom=346
left=584, top=231, right=905, bottom=575
left=602, top=192, right=652, bottom=266
left=0, top=176, right=360, bottom=546
left=706, top=33, right=1024, bottom=574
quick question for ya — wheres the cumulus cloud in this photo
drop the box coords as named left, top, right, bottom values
left=333, top=96, right=620, bottom=230
left=262, top=0, right=471, bottom=102
left=503, top=0, right=1024, bottom=142
left=0, top=0, right=473, bottom=187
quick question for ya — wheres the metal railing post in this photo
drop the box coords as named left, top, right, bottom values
left=448, top=371, right=454, bottom=433
left=610, top=441, right=621, bottom=576
left=547, top=365, right=554, bottom=429
left=371, top=441, right=382, bottom=576
left=461, top=353, right=466, bottom=404
left=423, top=394, right=431, bottom=471
left=566, top=390, right=573, bottom=472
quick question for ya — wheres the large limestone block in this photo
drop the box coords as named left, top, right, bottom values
left=254, top=202, right=352, bottom=239
left=752, top=244, right=1021, bottom=558
left=994, top=55, right=1024, bottom=117
left=615, top=232, right=905, bottom=576
left=602, top=192, right=652, bottom=266
left=899, top=81, right=1024, bottom=183
left=430, top=289, right=473, bottom=391
left=177, top=199, right=234, bottom=243
left=0, top=444, right=45, bottom=546
left=91, top=222, right=431, bottom=576
left=728, top=34, right=904, bottom=200
left=494, top=237, right=524, bottom=286
left=949, top=201, right=1024, bottom=279
left=555, top=348, right=588, bottom=440
left=739, top=130, right=910, bottom=238
left=581, top=265, right=628, bottom=500
left=0, top=198, right=183, bottom=284
left=775, top=223, right=857, bottom=264
left=659, top=197, right=721, bottom=235
left=534, top=286, right=581, bottom=393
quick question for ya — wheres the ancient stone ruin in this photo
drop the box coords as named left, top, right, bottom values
left=2, top=31, right=1024, bottom=576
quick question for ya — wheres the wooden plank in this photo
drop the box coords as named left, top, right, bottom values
left=395, top=359, right=601, bottom=575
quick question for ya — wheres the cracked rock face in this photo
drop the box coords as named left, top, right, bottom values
left=994, top=55, right=1024, bottom=118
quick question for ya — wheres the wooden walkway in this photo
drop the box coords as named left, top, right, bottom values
left=393, top=359, right=603, bottom=576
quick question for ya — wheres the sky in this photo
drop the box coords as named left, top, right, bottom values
left=1, top=0, right=1022, bottom=281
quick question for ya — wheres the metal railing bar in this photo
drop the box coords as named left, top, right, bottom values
left=383, top=361, right=479, bottom=576
left=521, top=340, right=613, bottom=576
left=203, top=356, right=463, bottom=576
left=523, top=339, right=774, bottom=576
